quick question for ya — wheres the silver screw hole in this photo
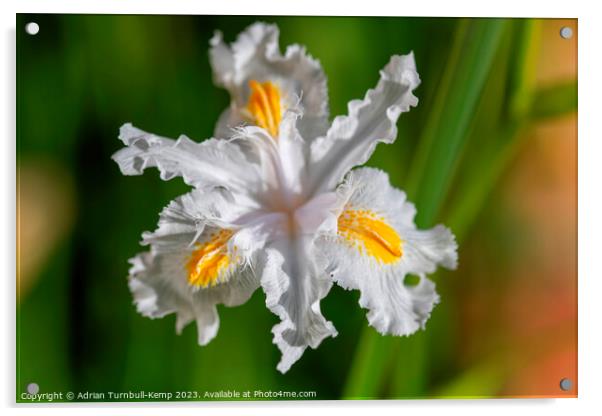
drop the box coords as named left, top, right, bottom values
left=25, top=22, right=39, bottom=36
left=559, top=378, right=573, bottom=391
left=560, top=26, right=573, bottom=39
left=26, top=382, right=39, bottom=394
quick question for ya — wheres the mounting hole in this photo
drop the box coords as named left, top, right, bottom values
left=560, top=26, right=573, bottom=39
left=27, top=382, right=39, bottom=394
left=559, top=378, right=573, bottom=391
left=25, top=22, right=40, bottom=35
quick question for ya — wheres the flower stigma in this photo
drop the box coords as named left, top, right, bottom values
left=247, top=80, right=282, bottom=137
left=338, top=209, right=403, bottom=264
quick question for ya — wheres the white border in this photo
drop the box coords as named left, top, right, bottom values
left=6, top=0, right=585, bottom=17
left=3, top=1, right=601, bottom=415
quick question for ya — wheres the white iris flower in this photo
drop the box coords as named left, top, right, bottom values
left=112, top=22, right=458, bottom=373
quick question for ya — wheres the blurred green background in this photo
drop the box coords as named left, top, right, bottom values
left=16, top=15, right=577, bottom=401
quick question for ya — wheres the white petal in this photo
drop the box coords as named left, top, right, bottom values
left=112, top=123, right=261, bottom=194
left=294, top=192, right=339, bottom=235
left=228, top=110, right=311, bottom=205
left=127, top=189, right=261, bottom=346
left=316, top=167, right=457, bottom=336
left=333, top=166, right=415, bottom=229
left=142, top=187, right=254, bottom=253
left=259, top=234, right=337, bottom=373
left=129, top=250, right=257, bottom=346
left=275, top=109, right=309, bottom=195
left=335, top=168, right=458, bottom=270
left=213, top=106, right=239, bottom=142
left=128, top=252, right=220, bottom=346
left=210, top=23, right=329, bottom=139
left=128, top=252, right=181, bottom=319
left=191, top=302, right=220, bottom=346
left=308, top=53, right=420, bottom=195
left=229, top=211, right=288, bottom=259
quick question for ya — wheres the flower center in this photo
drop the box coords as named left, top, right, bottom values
left=247, top=80, right=282, bottom=137
left=338, top=209, right=402, bottom=264
left=186, top=229, right=233, bottom=288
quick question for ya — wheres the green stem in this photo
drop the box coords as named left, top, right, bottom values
left=407, top=18, right=506, bottom=226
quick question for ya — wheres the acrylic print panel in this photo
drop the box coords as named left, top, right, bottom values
left=16, top=14, right=577, bottom=402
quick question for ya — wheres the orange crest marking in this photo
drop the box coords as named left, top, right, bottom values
left=338, top=209, right=403, bottom=264
left=186, top=230, right=233, bottom=288
left=247, top=80, right=282, bottom=137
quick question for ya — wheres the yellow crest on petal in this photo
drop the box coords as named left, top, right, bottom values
left=247, top=80, right=282, bottom=137
left=338, top=209, right=403, bottom=264
left=186, top=230, right=233, bottom=288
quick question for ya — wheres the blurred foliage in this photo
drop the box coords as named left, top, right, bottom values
left=16, top=15, right=577, bottom=401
